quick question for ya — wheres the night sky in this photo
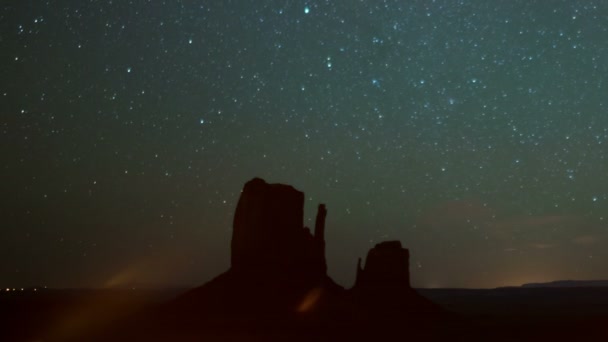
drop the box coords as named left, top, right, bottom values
left=2, top=1, right=608, bottom=289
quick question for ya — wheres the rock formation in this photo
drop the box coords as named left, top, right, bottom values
left=230, top=177, right=328, bottom=281
left=355, top=240, right=410, bottom=289
left=172, top=178, right=341, bottom=318
left=352, top=240, right=443, bottom=316
left=99, top=178, right=448, bottom=341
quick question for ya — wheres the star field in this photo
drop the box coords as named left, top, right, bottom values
left=2, top=1, right=608, bottom=288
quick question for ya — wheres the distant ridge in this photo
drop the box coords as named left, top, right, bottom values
left=521, top=280, right=608, bottom=288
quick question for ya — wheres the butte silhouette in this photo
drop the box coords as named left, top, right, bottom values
left=102, top=178, right=447, bottom=341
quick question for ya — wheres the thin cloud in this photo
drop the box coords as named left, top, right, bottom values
left=572, top=235, right=600, bottom=245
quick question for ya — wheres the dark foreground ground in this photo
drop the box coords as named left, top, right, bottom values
left=2, top=287, right=608, bottom=341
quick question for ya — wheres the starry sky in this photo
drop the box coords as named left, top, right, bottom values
left=2, top=1, right=608, bottom=289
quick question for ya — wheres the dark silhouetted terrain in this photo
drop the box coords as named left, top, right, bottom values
left=2, top=179, right=608, bottom=341
left=520, top=280, right=608, bottom=288
left=4, top=287, right=608, bottom=341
